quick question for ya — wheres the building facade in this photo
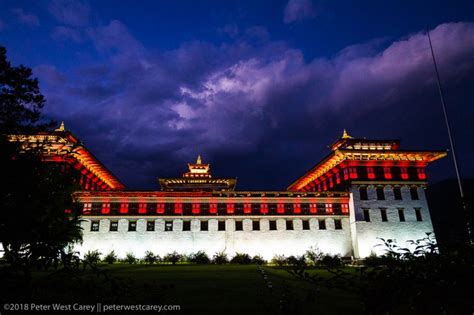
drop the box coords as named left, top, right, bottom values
left=11, top=125, right=446, bottom=259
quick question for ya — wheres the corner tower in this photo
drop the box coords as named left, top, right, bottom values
left=288, top=130, right=446, bottom=257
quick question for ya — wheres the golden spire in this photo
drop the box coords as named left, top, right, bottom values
left=342, top=129, right=353, bottom=139
left=196, top=155, right=202, bottom=164
left=55, top=121, right=65, bottom=132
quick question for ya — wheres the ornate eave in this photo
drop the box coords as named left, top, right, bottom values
left=287, top=149, right=447, bottom=191
left=8, top=128, right=125, bottom=190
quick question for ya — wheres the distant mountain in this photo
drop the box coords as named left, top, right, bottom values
left=426, top=179, right=473, bottom=251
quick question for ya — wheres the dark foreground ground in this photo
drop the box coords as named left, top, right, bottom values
left=1, top=264, right=361, bottom=314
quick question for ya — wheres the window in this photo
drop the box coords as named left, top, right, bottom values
left=200, top=220, right=208, bottom=231
left=269, top=220, right=277, bottom=231
left=277, top=203, right=285, bottom=214
left=415, top=208, right=423, bottom=221
left=119, top=203, right=128, bottom=214
left=380, top=208, right=388, bottom=222
left=146, top=220, right=155, bottom=231
left=367, top=167, right=375, bottom=179
left=325, top=203, right=333, bottom=214
left=110, top=220, right=118, bottom=231
left=359, top=187, right=368, bottom=200
left=244, top=203, right=252, bottom=214
left=218, top=220, right=226, bottom=231
left=83, top=203, right=92, bottom=214
left=349, top=167, right=358, bottom=179
left=286, top=220, right=294, bottom=230
left=128, top=220, right=137, bottom=231
left=384, top=167, right=392, bottom=179
left=318, top=219, right=326, bottom=230
left=393, top=187, right=402, bottom=200
left=343, top=168, right=349, bottom=180
left=226, top=203, right=234, bottom=214
left=302, top=220, right=310, bottom=230
left=235, top=220, right=243, bottom=231
left=101, top=203, right=110, bottom=214
left=363, top=208, right=370, bottom=222
left=293, top=203, right=301, bottom=214
left=182, top=221, right=191, bottom=231
left=138, top=203, right=147, bottom=214
left=252, top=220, right=260, bottom=231
left=260, top=203, right=268, bottom=214
left=334, top=219, right=342, bottom=230
left=156, top=203, right=165, bottom=214
left=165, top=220, right=173, bottom=231
left=398, top=208, right=405, bottom=222
left=335, top=172, right=341, bottom=184
left=400, top=167, right=409, bottom=180
left=192, top=203, right=200, bottom=214
left=410, top=187, right=419, bottom=200
left=91, top=220, right=100, bottom=231
left=341, top=204, right=349, bottom=214
left=376, top=187, right=385, bottom=200
left=174, top=203, right=183, bottom=214
left=210, top=203, right=218, bottom=214
left=417, top=168, right=426, bottom=180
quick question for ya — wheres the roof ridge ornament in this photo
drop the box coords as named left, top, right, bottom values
left=55, top=121, right=65, bottom=132
left=196, top=155, right=202, bottom=164
left=341, top=129, right=353, bottom=139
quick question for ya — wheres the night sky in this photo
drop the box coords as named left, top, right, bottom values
left=1, top=0, right=473, bottom=190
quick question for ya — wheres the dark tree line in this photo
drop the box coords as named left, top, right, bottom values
left=0, top=46, right=82, bottom=274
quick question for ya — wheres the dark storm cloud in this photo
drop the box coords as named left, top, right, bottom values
left=34, top=21, right=474, bottom=189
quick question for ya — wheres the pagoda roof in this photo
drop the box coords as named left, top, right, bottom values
left=9, top=123, right=125, bottom=190
left=287, top=131, right=447, bottom=191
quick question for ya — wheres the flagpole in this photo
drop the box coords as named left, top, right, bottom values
left=427, top=27, right=471, bottom=244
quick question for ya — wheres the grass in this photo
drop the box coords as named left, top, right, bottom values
left=1, top=264, right=363, bottom=314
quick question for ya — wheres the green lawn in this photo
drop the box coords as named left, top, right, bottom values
left=2, top=264, right=363, bottom=314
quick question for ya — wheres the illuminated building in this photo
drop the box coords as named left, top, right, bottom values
left=10, top=125, right=446, bottom=259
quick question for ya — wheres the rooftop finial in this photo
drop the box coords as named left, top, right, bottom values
left=342, top=129, right=353, bottom=139
left=55, top=121, right=65, bottom=132
left=196, top=155, right=202, bottom=164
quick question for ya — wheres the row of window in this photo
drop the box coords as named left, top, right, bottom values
left=359, top=186, right=419, bottom=201
left=82, top=202, right=350, bottom=216
left=362, top=208, right=423, bottom=222
left=90, top=218, right=343, bottom=232
left=306, top=166, right=426, bottom=192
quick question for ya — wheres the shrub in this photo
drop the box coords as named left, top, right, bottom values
left=103, top=250, right=118, bottom=264
left=287, top=255, right=307, bottom=267
left=230, top=253, right=252, bottom=264
left=212, top=251, right=229, bottom=264
left=84, top=250, right=101, bottom=266
left=319, top=254, right=342, bottom=267
left=251, top=255, right=266, bottom=265
left=189, top=251, right=211, bottom=264
left=124, top=252, right=137, bottom=264
left=163, top=251, right=182, bottom=265
left=305, top=246, right=323, bottom=266
left=143, top=251, right=158, bottom=265
left=271, top=254, right=287, bottom=267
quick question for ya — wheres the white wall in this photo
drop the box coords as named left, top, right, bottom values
left=350, top=185, right=436, bottom=258
left=76, top=216, right=352, bottom=260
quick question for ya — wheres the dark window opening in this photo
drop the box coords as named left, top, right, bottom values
left=269, top=220, right=277, bottom=230
left=110, top=221, right=118, bottom=231
left=318, top=219, right=326, bottom=230
left=376, top=187, right=385, bottom=200
left=334, top=219, right=342, bottom=230
left=165, top=220, right=173, bottom=231
left=91, top=220, right=100, bottom=232
left=183, top=221, right=191, bottom=231
left=146, top=220, right=155, bottom=231
left=218, top=220, right=226, bottom=231
left=252, top=220, right=260, bottom=231
left=380, top=208, right=388, bottom=222
left=200, top=220, right=208, bottom=231
left=359, top=187, right=368, bottom=200
left=286, top=220, right=294, bottom=230
left=398, top=209, right=405, bottom=222
left=415, top=208, right=423, bottom=221
left=410, top=187, right=419, bottom=200
left=235, top=220, right=243, bottom=231
left=128, top=220, right=137, bottom=231
left=302, top=220, right=310, bottom=230
left=393, top=187, right=402, bottom=200
left=363, top=208, right=370, bottom=222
